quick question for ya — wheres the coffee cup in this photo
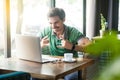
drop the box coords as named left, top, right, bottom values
left=64, top=53, right=73, bottom=61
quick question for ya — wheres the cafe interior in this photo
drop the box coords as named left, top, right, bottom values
left=0, top=0, right=120, bottom=80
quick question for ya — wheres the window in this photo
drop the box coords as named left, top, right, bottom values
left=118, top=0, right=120, bottom=31
left=2, top=0, right=84, bottom=57
left=0, top=0, right=5, bottom=57
left=11, top=0, right=50, bottom=56
left=56, top=0, right=83, bottom=33
left=21, top=0, right=50, bottom=35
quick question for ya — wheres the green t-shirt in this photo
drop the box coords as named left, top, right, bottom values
left=39, top=25, right=84, bottom=57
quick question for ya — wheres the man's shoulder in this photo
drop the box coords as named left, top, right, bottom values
left=65, top=25, right=84, bottom=38
left=44, top=26, right=51, bottom=30
left=65, top=25, right=80, bottom=33
left=65, top=25, right=78, bottom=30
left=40, top=26, right=52, bottom=37
left=43, top=26, right=52, bottom=32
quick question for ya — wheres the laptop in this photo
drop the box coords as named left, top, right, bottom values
left=15, top=34, right=58, bottom=63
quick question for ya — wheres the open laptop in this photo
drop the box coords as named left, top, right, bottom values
left=15, top=34, right=58, bottom=63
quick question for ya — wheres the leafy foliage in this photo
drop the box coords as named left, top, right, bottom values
left=85, top=31, right=120, bottom=80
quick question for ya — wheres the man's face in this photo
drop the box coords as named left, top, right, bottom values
left=48, top=16, right=65, bottom=33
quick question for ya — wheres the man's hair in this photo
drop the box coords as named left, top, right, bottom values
left=47, top=8, right=65, bottom=20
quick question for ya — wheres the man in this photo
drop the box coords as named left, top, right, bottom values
left=38, top=8, right=91, bottom=80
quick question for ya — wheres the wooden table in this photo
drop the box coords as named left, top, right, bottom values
left=0, top=57, right=94, bottom=80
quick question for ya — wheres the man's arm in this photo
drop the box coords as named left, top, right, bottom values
left=74, top=37, right=91, bottom=52
left=60, top=36, right=91, bottom=52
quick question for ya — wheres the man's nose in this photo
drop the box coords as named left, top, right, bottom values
left=51, top=24, right=56, bottom=28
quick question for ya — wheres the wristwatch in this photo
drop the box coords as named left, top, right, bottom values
left=71, top=44, right=75, bottom=51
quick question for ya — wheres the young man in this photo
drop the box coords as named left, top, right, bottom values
left=38, top=8, right=91, bottom=80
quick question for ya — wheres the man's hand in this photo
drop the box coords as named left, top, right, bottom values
left=40, top=36, right=49, bottom=48
left=78, top=38, right=91, bottom=47
left=57, top=35, right=73, bottom=50
left=61, top=39, right=73, bottom=50
left=76, top=38, right=92, bottom=52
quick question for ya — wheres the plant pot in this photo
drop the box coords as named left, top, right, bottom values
left=99, top=30, right=105, bottom=37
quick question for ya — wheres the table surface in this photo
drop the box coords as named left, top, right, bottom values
left=0, top=57, right=94, bottom=80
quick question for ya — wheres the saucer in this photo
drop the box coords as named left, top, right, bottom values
left=62, top=58, right=76, bottom=63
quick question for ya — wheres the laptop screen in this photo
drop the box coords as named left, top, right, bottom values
left=15, top=34, right=43, bottom=62
left=15, top=34, right=60, bottom=63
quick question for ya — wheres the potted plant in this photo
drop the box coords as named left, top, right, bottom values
left=100, top=13, right=107, bottom=37
left=85, top=31, right=120, bottom=80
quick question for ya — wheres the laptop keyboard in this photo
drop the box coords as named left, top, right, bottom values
left=42, top=57, right=59, bottom=61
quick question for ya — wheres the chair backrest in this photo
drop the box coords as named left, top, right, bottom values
left=0, top=71, right=31, bottom=80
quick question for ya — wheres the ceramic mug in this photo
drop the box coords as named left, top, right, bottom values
left=64, top=53, right=73, bottom=61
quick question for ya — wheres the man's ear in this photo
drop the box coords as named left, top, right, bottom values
left=62, top=18, right=65, bottom=22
